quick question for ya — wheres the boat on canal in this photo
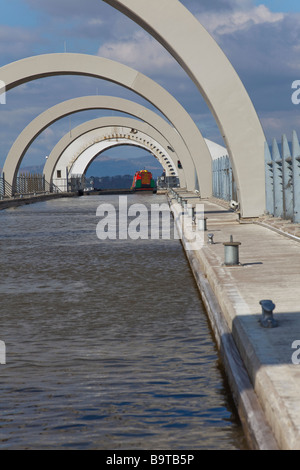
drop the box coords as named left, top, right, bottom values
left=131, top=169, right=156, bottom=192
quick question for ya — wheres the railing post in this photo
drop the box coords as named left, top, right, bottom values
left=221, top=156, right=226, bottom=200
left=215, top=158, right=218, bottom=198
left=292, top=130, right=300, bottom=223
left=219, top=156, right=223, bottom=199
left=272, top=139, right=284, bottom=218
left=214, top=158, right=218, bottom=198
left=212, top=160, right=214, bottom=196
left=0, top=174, right=2, bottom=198
left=212, top=155, right=233, bottom=202
left=218, top=158, right=221, bottom=198
left=264, top=142, right=274, bottom=215
left=225, top=156, right=231, bottom=201
left=229, top=160, right=233, bottom=201
left=218, top=157, right=222, bottom=199
left=282, top=135, right=293, bottom=220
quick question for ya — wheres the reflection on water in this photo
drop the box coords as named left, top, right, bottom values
left=0, top=194, right=247, bottom=450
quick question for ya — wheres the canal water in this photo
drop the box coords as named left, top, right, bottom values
left=0, top=194, right=247, bottom=450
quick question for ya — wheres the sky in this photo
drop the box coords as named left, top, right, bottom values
left=0, top=0, right=300, bottom=174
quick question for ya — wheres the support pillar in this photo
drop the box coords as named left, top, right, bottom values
left=264, top=143, right=274, bottom=215
left=292, top=130, right=300, bottom=223
left=272, top=139, right=284, bottom=218
left=282, top=135, right=293, bottom=220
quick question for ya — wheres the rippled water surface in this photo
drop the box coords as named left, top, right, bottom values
left=0, top=194, right=247, bottom=450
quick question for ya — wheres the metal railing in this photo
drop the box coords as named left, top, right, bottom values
left=265, top=130, right=300, bottom=223
left=0, top=174, right=13, bottom=198
left=15, top=173, right=60, bottom=196
left=0, top=173, right=61, bottom=199
left=156, top=175, right=180, bottom=189
left=212, top=155, right=236, bottom=202
left=68, top=175, right=86, bottom=193
left=52, top=175, right=87, bottom=193
left=212, top=130, right=300, bottom=223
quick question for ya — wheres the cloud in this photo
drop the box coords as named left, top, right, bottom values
left=101, top=1, right=300, bottom=143
left=1, top=0, right=300, bottom=164
left=97, top=30, right=180, bottom=77
left=197, top=5, right=284, bottom=36
left=0, top=26, right=39, bottom=63
left=183, top=3, right=300, bottom=141
left=260, top=110, right=300, bottom=140
left=24, top=0, right=104, bottom=19
left=182, top=0, right=254, bottom=14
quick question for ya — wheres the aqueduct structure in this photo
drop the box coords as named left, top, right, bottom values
left=7, top=96, right=190, bottom=190
left=0, top=0, right=267, bottom=217
left=0, top=54, right=212, bottom=197
left=45, top=117, right=182, bottom=191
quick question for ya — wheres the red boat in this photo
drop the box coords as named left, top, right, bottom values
left=131, top=169, right=156, bottom=192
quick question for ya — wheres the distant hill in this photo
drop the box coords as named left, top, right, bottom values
left=16, top=154, right=163, bottom=180
left=86, top=154, right=163, bottom=179
left=88, top=175, right=134, bottom=190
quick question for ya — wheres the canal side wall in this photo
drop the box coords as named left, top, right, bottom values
left=166, top=195, right=300, bottom=450
left=169, top=198, right=278, bottom=450
left=0, top=192, right=75, bottom=211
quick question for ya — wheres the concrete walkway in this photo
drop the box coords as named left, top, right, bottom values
left=170, top=191, right=300, bottom=450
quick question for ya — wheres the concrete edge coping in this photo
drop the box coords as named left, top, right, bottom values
left=169, top=197, right=279, bottom=450
left=0, top=193, right=75, bottom=211
left=254, top=220, right=300, bottom=244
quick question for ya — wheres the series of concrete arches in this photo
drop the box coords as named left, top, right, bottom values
left=68, top=139, right=176, bottom=179
left=103, top=0, right=267, bottom=217
left=45, top=117, right=182, bottom=191
left=11, top=95, right=189, bottom=188
left=1, top=54, right=212, bottom=197
left=0, top=0, right=266, bottom=217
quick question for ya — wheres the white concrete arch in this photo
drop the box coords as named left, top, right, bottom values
left=34, top=96, right=188, bottom=185
left=6, top=96, right=193, bottom=193
left=0, top=54, right=212, bottom=196
left=54, top=121, right=178, bottom=178
left=63, top=136, right=177, bottom=193
left=104, top=0, right=266, bottom=217
left=55, top=138, right=176, bottom=192
left=48, top=117, right=181, bottom=190
left=69, top=140, right=176, bottom=177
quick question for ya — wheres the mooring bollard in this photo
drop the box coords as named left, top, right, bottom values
left=197, top=217, right=207, bottom=231
left=259, top=300, right=278, bottom=328
left=223, top=235, right=241, bottom=265
left=208, top=233, right=214, bottom=244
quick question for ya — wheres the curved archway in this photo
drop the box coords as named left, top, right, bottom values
left=0, top=54, right=212, bottom=196
left=104, top=0, right=266, bottom=217
left=69, top=140, right=176, bottom=177
left=52, top=121, right=178, bottom=179
left=67, top=139, right=176, bottom=192
left=46, top=117, right=180, bottom=190
left=5, top=95, right=192, bottom=192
